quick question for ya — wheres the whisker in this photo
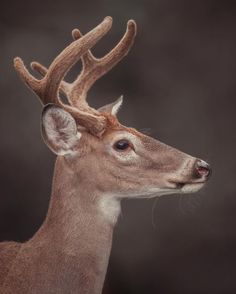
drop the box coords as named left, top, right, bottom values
left=178, top=194, right=202, bottom=216
left=139, top=128, right=154, bottom=136
left=151, top=197, right=160, bottom=228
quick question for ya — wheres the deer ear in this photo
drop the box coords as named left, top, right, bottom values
left=41, top=104, right=81, bottom=155
left=98, top=95, right=123, bottom=116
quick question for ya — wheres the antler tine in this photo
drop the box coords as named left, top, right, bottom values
left=29, top=29, right=93, bottom=103
left=30, top=28, right=94, bottom=102
left=14, top=58, right=42, bottom=96
left=14, top=16, right=113, bottom=106
left=15, top=18, right=137, bottom=136
left=69, top=20, right=137, bottom=108
left=30, top=61, right=71, bottom=97
left=15, top=58, right=107, bottom=135
left=72, top=28, right=95, bottom=69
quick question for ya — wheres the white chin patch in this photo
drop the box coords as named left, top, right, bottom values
left=181, top=183, right=205, bottom=194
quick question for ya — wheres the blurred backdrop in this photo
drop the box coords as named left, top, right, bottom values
left=1, top=0, right=236, bottom=293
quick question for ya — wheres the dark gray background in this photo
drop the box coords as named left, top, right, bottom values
left=1, top=0, right=236, bottom=293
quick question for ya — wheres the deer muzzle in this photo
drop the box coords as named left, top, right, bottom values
left=167, top=157, right=211, bottom=194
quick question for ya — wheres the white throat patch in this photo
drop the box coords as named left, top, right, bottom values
left=98, top=196, right=121, bottom=225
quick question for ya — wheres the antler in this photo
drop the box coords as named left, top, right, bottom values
left=14, top=17, right=137, bottom=136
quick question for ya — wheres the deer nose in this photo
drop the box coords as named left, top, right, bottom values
left=195, top=159, right=211, bottom=179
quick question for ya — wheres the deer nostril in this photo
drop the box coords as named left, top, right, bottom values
left=195, top=160, right=211, bottom=179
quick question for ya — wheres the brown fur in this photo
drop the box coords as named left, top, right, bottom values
left=0, top=115, right=206, bottom=293
left=1, top=158, right=115, bottom=294
left=0, top=242, right=21, bottom=286
left=2, top=17, right=210, bottom=294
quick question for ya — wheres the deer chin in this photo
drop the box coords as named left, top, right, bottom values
left=180, top=182, right=205, bottom=193
left=168, top=181, right=205, bottom=194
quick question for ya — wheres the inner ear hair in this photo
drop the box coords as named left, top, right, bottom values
left=98, top=95, right=123, bottom=116
left=41, top=104, right=81, bottom=156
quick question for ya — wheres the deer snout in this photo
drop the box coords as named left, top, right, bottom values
left=195, top=159, right=211, bottom=180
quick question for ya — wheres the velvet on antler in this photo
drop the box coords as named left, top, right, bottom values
left=14, top=17, right=137, bottom=136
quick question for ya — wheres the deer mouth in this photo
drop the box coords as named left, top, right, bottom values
left=169, top=180, right=206, bottom=193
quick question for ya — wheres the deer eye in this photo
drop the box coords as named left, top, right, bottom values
left=113, top=139, right=131, bottom=151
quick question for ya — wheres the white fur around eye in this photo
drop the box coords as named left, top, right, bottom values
left=106, top=132, right=141, bottom=163
left=113, top=148, right=137, bottom=162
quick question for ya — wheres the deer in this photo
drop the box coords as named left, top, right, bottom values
left=0, top=16, right=211, bottom=294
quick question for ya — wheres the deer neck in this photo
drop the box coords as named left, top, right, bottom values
left=33, top=157, right=121, bottom=294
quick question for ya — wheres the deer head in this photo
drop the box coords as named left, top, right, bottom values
left=14, top=17, right=211, bottom=207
